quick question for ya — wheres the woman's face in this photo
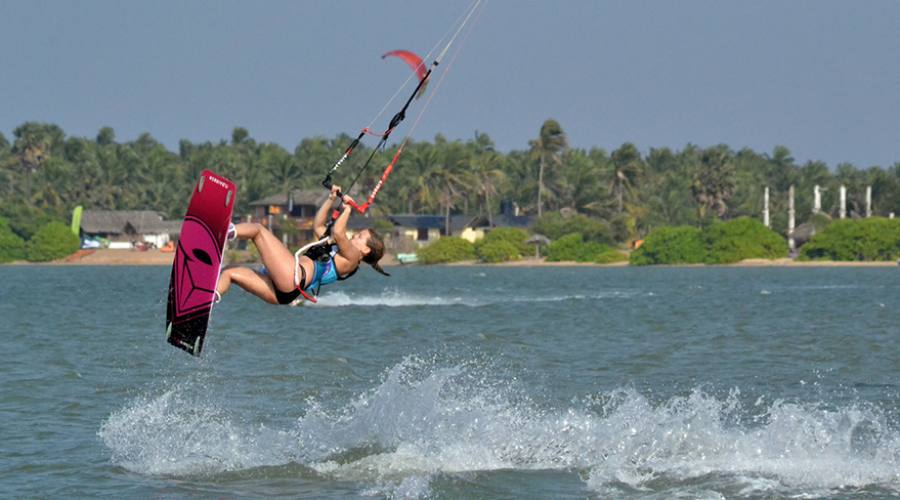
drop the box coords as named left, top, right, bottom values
left=351, top=229, right=371, bottom=254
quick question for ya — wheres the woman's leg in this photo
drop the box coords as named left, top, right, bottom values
left=217, top=267, right=278, bottom=304
left=234, top=223, right=297, bottom=292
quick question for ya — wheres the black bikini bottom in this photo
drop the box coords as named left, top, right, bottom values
left=274, top=287, right=301, bottom=305
left=273, top=264, right=305, bottom=305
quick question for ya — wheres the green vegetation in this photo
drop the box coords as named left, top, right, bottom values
left=371, top=218, right=396, bottom=236
left=0, top=218, right=26, bottom=263
left=594, top=247, right=629, bottom=264
left=1, top=204, right=60, bottom=241
left=2, top=120, right=898, bottom=264
left=806, top=212, right=833, bottom=232
left=417, top=237, right=475, bottom=264
left=799, top=218, right=900, bottom=261
left=631, top=218, right=787, bottom=265
left=475, top=227, right=529, bottom=262
left=532, top=213, right=613, bottom=245
left=476, top=240, right=522, bottom=263
left=704, top=217, right=787, bottom=264
left=25, top=221, right=80, bottom=262
left=630, top=226, right=706, bottom=265
left=545, top=233, right=626, bottom=263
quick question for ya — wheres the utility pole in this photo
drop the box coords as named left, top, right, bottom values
left=813, top=185, right=821, bottom=214
left=840, top=185, right=847, bottom=219
left=866, top=186, right=872, bottom=218
left=788, top=185, right=795, bottom=253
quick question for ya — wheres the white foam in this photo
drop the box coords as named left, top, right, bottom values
left=100, top=359, right=900, bottom=498
left=314, top=290, right=478, bottom=307
left=312, top=289, right=637, bottom=308
left=98, top=385, right=293, bottom=476
left=295, top=359, right=900, bottom=497
left=583, top=389, right=900, bottom=496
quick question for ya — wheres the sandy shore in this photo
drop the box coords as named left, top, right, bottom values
left=4, top=250, right=897, bottom=267
left=57, top=249, right=175, bottom=266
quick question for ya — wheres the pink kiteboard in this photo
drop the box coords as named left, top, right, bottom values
left=166, top=169, right=236, bottom=356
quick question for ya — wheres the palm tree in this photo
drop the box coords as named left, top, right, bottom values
left=422, top=154, right=468, bottom=235
left=472, top=150, right=506, bottom=226
left=12, top=122, right=65, bottom=173
left=466, top=131, right=499, bottom=220
left=691, top=145, right=736, bottom=222
left=529, top=119, right=567, bottom=217
left=767, top=145, right=797, bottom=192
left=609, top=143, right=644, bottom=214
left=403, top=143, right=442, bottom=213
left=262, top=145, right=301, bottom=197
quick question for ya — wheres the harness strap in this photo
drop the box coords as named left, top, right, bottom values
left=292, top=235, right=364, bottom=302
left=293, top=236, right=332, bottom=304
left=297, top=266, right=319, bottom=304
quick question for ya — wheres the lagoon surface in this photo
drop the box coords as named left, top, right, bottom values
left=1, top=265, right=899, bottom=498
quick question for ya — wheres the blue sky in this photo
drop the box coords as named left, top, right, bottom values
left=1, top=0, right=898, bottom=167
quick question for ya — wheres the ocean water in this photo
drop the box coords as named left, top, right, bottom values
left=1, top=265, right=898, bottom=499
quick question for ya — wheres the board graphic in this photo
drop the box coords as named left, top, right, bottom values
left=166, top=170, right=236, bottom=356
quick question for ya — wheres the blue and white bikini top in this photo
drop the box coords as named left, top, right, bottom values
left=306, top=245, right=357, bottom=291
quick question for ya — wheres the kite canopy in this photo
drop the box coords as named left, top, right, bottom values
left=382, top=50, right=427, bottom=81
left=382, top=50, right=428, bottom=98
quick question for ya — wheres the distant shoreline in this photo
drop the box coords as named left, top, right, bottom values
left=4, top=250, right=896, bottom=268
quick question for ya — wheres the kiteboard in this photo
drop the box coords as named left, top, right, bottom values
left=166, top=169, right=236, bottom=356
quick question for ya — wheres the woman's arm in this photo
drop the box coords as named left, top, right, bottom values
left=331, top=195, right=362, bottom=263
left=313, top=185, right=340, bottom=239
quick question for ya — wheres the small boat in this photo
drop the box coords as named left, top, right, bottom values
left=396, top=253, right=418, bottom=264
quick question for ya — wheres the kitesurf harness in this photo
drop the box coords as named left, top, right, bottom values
left=292, top=235, right=337, bottom=304
left=288, top=221, right=361, bottom=304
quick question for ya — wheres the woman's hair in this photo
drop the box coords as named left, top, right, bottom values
left=362, top=228, right=390, bottom=276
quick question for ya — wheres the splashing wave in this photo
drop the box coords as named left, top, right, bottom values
left=313, top=289, right=638, bottom=308
left=100, top=357, right=900, bottom=498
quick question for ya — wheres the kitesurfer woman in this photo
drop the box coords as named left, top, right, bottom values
left=215, top=185, right=387, bottom=305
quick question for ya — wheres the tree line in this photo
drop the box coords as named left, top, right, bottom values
left=2, top=120, right=899, bottom=243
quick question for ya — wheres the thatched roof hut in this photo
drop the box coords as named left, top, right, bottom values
left=81, top=210, right=180, bottom=238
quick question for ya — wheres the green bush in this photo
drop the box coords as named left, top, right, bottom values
left=806, top=212, right=833, bottom=232
left=608, top=212, right=640, bottom=244
left=371, top=217, right=396, bottom=236
left=26, top=221, right=81, bottom=262
left=704, top=217, right=787, bottom=264
left=482, top=227, right=529, bottom=253
left=593, top=247, right=629, bottom=264
left=799, top=218, right=900, bottom=261
left=634, top=218, right=789, bottom=265
left=0, top=203, right=60, bottom=240
left=417, top=236, right=476, bottom=264
left=630, top=226, right=707, bottom=265
left=545, top=233, right=625, bottom=263
left=477, top=240, right=521, bottom=263
left=532, top=213, right=613, bottom=245
left=475, top=227, right=529, bottom=262
left=0, top=221, right=26, bottom=263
